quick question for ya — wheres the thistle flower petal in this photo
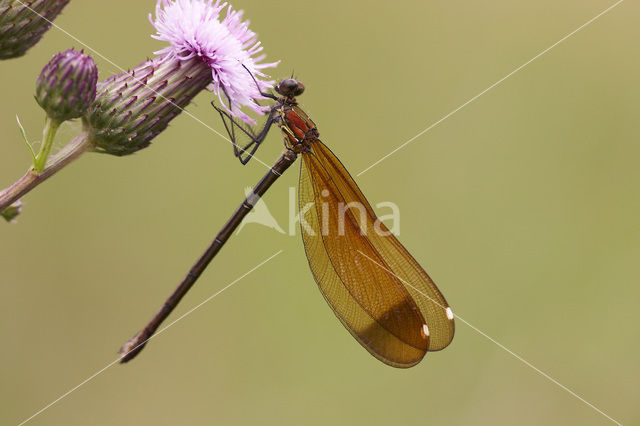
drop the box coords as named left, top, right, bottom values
left=35, top=48, right=98, bottom=123
left=151, top=0, right=278, bottom=124
left=0, top=0, right=70, bottom=60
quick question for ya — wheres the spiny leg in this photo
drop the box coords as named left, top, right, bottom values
left=213, top=73, right=279, bottom=164
left=212, top=102, right=278, bottom=165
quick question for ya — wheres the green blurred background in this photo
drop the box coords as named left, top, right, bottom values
left=1, top=0, right=638, bottom=424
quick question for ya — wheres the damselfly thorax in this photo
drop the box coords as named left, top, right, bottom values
left=277, top=103, right=318, bottom=154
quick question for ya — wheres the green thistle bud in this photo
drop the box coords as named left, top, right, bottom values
left=0, top=0, right=70, bottom=60
left=85, top=56, right=212, bottom=156
left=35, top=48, right=98, bottom=123
left=1, top=199, right=22, bottom=223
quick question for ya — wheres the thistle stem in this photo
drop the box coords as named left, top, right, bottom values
left=33, top=117, right=61, bottom=173
left=0, top=133, right=91, bottom=213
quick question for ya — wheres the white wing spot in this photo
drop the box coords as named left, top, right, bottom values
left=446, top=307, right=454, bottom=320
left=422, top=324, right=430, bottom=337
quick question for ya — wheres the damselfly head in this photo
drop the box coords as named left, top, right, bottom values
left=275, top=78, right=305, bottom=98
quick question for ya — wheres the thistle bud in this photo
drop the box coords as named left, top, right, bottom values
left=85, top=56, right=212, bottom=156
left=35, top=48, right=98, bottom=123
left=0, top=0, right=70, bottom=60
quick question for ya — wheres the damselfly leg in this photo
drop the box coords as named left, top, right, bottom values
left=212, top=102, right=278, bottom=165
left=212, top=66, right=280, bottom=165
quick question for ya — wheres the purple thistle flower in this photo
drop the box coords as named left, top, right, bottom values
left=152, top=0, right=278, bottom=124
left=0, top=0, right=70, bottom=60
left=35, top=48, right=98, bottom=123
left=86, top=0, right=278, bottom=156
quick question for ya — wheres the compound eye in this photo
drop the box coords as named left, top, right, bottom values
left=281, top=79, right=297, bottom=89
left=292, top=81, right=305, bottom=96
left=277, top=79, right=303, bottom=97
left=278, top=78, right=298, bottom=96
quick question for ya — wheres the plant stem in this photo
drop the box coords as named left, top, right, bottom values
left=0, top=133, right=91, bottom=212
left=33, top=117, right=61, bottom=173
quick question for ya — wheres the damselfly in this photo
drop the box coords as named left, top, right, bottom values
left=120, top=78, right=455, bottom=368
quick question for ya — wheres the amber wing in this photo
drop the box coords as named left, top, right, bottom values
left=298, top=141, right=455, bottom=367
